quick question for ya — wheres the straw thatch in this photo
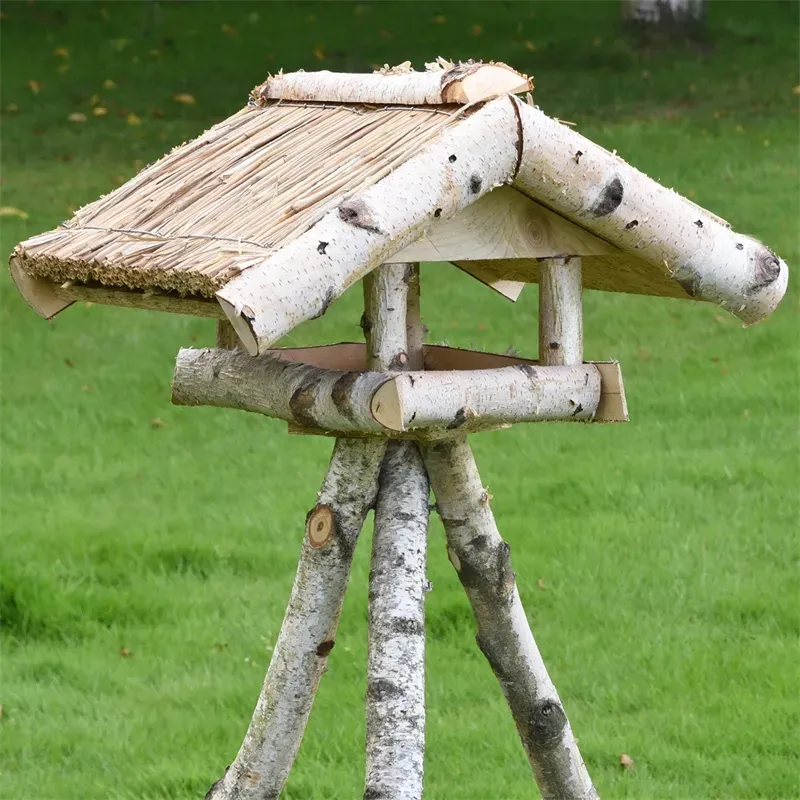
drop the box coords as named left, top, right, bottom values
left=13, top=101, right=467, bottom=298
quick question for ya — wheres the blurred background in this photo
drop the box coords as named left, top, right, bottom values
left=1, top=2, right=798, bottom=798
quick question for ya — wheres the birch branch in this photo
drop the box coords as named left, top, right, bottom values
left=539, top=258, right=583, bottom=367
left=423, top=438, right=597, bottom=800
left=206, top=437, right=386, bottom=800
left=216, top=98, right=521, bottom=354
left=365, top=440, right=429, bottom=800
left=172, top=349, right=603, bottom=434
left=254, top=62, right=531, bottom=106
left=512, top=99, right=787, bottom=324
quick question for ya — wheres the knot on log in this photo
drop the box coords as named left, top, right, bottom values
left=527, top=699, right=568, bottom=750
left=366, top=677, right=403, bottom=703
left=748, top=249, right=782, bottom=295
left=338, top=198, right=383, bottom=234
left=454, top=540, right=516, bottom=604
left=589, top=176, right=624, bottom=217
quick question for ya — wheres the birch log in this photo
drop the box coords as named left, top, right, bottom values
left=172, top=349, right=603, bottom=434
left=423, top=439, right=597, bottom=800
left=206, top=437, right=386, bottom=800
left=512, top=99, right=787, bottom=324
left=363, top=263, right=429, bottom=799
left=538, top=258, right=583, bottom=367
left=254, top=62, right=531, bottom=106
left=216, top=98, right=521, bottom=355
left=365, top=440, right=429, bottom=800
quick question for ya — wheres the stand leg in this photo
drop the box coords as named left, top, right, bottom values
left=423, top=437, right=598, bottom=800
left=206, top=437, right=386, bottom=800
left=364, top=441, right=429, bottom=800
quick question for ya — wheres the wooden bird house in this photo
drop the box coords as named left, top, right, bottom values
left=9, top=60, right=788, bottom=800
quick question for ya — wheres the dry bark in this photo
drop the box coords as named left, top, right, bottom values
left=423, top=439, right=597, bottom=800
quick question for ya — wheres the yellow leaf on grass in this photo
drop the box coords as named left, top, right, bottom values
left=0, top=206, right=29, bottom=219
left=472, top=23, right=483, bottom=36
left=793, top=84, right=800, bottom=95
left=57, top=64, right=70, bottom=73
left=313, top=47, right=326, bottom=61
left=433, top=14, right=446, bottom=23
left=5, top=104, right=19, bottom=113
left=172, top=93, right=196, bottom=105
left=68, top=112, right=87, bottom=122
left=126, top=113, right=141, bottom=125
left=619, top=753, right=635, bottom=770
left=103, top=79, right=117, bottom=89
left=93, top=106, right=108, bottom=117
left=524, top=40, right=535, bottom=52
left=27, top=80, right=41, bottom=94
left=54, top=46, right=69, bottom=57
left=221, top=23, right=237, bottom=35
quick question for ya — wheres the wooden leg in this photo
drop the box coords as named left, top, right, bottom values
left=206, top=437, right=386, bottom=800
left=364, top=441, right=429, bottom=800
left=423, top=437, right=598, bottom=800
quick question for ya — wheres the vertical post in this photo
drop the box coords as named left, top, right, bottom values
left=539, top=257, right=583, bottom=367
left=363, top=263, right=429, bottom=800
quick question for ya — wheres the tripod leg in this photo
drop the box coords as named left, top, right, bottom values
left=364, top=440, right=429, bottom=800
left=423, top=437, right=598, bottom=800
left=206, top=437, right=386, bottom=800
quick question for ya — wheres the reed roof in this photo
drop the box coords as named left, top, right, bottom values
left=14, top=101, right=467, bottom=298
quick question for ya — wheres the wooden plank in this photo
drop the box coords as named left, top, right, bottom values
left=9, top=257, right=73, bottom=320
left=50, top=282, right=226, bottom=318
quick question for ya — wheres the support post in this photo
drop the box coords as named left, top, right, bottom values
left=364, top=263, right=429, bottom=800
left=539, top=257, right=583, bottom=367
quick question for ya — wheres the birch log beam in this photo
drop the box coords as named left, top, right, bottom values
left=216, top=98, right=521, bottom=355
left=423, top=439, right=597, bottom=800
left=254, top=62, right=531, bottom=106
left=172, top=350, right=604, bottom=434
left=511, top=99, right=787, bottom=324
left=206, top=438, right=386, bottom=800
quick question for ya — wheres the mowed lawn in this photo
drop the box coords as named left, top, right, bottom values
left=1, top=2, right=798, bottom=798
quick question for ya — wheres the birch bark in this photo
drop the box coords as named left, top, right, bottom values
left=423, top=439, right=597, bottom=800
left=512, top=99, right=787, bottom=324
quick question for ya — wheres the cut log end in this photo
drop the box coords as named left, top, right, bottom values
left=306, top=504, right=336, bottom=548
left=370, top=378, right=404, bottom=431
left=442, top=63, right=533, bottom=104
left=217, top=294, right=259, bottom=356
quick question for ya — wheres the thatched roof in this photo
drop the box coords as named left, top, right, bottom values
left=13, top=102, right=465, bottom=298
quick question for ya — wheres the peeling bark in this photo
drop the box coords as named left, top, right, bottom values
left=423, top=438, right=597, bottom=800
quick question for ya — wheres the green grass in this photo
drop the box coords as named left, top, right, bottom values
left=1, top=1, right=798, bottom=798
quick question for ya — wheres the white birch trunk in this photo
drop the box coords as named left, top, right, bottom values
left=363, top=262, right=429, bottom=800
left=423, top=438, right=597, bottom=800
left=512, top=99, right=787, bottom=325
left=206, top=437, right=386, bottom=800
left=621, top=0, right=705, bottom=26
left=216, top=98, right=520, bottom=355
left=365, top=440, right=429, bottom=800
left=539, top=258, right=583, bottom=367
left=172, top=349, right=603, bottom=434
left=255, top=62, right=531, bottom=106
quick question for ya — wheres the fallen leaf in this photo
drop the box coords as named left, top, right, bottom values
left=313, top=47, right=326, bottom=61
left=93, top=106, right=108, bottom=117
left=126, top=113, right=141, bottom=125
left=524, top=40, right=536, bottom=51
left=641, top=70, right=651, bottom=79
left=150, top=108, right=165, bottom=118
left=103, top=79, right=117, bottom=89
left=793, top=84, right=800, bottom=95
left=688, top=83, right=696, bottom=93
left=189, top=335, right=198, bottom=343
left=476, top=323, right=487, bottom=331
left=212, top=642, right=228, bottom=652
left=82, top=385, right=94, bottom=392
left=379, top=29, right=393, bottom=39
left=637, top=348, right=649, bottom=360
left=151, top=417, right=166, bottom=428
left=619, top=753, right=635, bottom=770
left=64, top=358, right=74, bottom=368
left=537, top=578, right=546, bottom=590
left=743, top=408, right=750, bottom=419
left=119, top=647, right=133, bottom=657
left=472, top=23, right=483, bottom=36
left=54, top=46, right=69, bottom=57
left=593, top=36, right=603, bottom=46
left=0, top=704, right=3, bottom=720
left=710, top=355, right=720, bottom=363
left=27, top=79, right=41, bottom=94
left=4, top=103, right=19, bottom=112
left=68, top=112, right=87, bottom=122
left=721, top=366, right=729, bottom=376
left=221, top=23, right=237, bottom=35
left=57, top=64, right=70, bottom=74
left=0, top=206, right=29, bottom=219
left=433, top=14, right=446, bottom=23
left=172, top=92, right=195, bottom=105
left=763, top=139, right=770, bottom=147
